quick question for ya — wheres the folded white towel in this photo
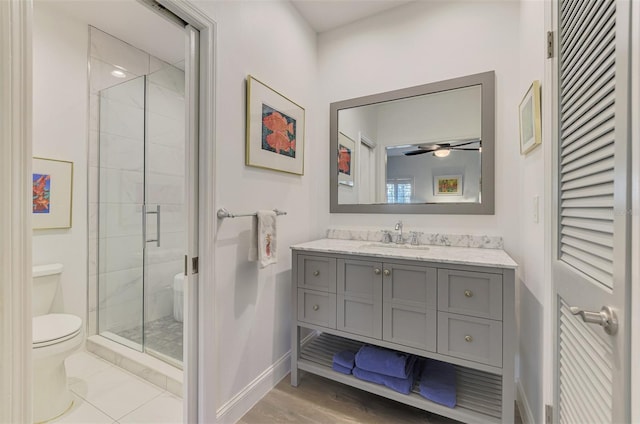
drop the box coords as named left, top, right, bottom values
left=256, top=210, right=277, bottom=268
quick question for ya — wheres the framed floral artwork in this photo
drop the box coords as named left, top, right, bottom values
left=246, top=75, right=305, bottom=175
left=32, top=157, right=73, bottom=229
left=434, top=174, right=462, bottom=196
left=338, top=132, right=355, bottom=187
left=519, top=80, right=542, bottom=155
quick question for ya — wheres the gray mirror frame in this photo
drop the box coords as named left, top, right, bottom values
left=330, top=71, right=495, bottom=214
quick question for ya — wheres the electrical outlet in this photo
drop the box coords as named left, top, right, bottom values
left=533, top=195, right=539, bottom=223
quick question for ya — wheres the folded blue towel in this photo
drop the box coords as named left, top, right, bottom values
left=352, top=361, right=417, bottom=395
left=332, top=363, right=353, bottom=375
left=355, top=345, right=416, bottom=379
left=333, top=350, right=356, bottom=369
left=419, top=359, right=457, bottom=408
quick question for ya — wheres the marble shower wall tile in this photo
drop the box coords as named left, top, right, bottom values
left=326, top=227, right=503, bottom=249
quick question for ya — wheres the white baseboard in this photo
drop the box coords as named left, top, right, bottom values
left=215, top=352, right=290, bottom=424
left=516, top=379, right=536, bottom=424
left=216, top=332, right=317, bottom=424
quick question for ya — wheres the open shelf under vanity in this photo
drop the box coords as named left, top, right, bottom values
left=298, top=332, right=503, bottom=424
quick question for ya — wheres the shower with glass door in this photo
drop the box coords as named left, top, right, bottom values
left=97, top=63, right=186, bottom=367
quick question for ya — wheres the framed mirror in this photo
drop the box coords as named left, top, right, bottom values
left=330, top=71, right=495, bottom=214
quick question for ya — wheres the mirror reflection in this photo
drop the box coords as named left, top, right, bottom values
left=337, top=85, right=482, bottom=205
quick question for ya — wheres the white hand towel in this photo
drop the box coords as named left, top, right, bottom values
left=256, top=210, right=277, bottom=268
left=248, top=216, right=258, bottom=262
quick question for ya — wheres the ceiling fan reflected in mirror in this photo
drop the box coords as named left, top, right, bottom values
left=403, top=138, right=481, bottom=157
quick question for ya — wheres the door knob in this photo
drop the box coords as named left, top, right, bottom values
left=313, top=270, right=320, bottom=277
left=383, top=269, right=391, bottom=276
left=374, top=268, right=381, bottom=275
left=569, top=305, right=618, bottom=335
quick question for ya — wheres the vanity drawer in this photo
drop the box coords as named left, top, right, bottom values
left=298, top=255, right=337, bottom=292
left=298, top=289, right=336, bottom=329
left=438, top=269, right=502, bottom=320
left=437, top=312, right=502, bottom=367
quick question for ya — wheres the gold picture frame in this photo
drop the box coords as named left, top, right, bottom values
left=246, top=75, right=305, bottom=175
left=337, top=132, right=355, bottom=187
left=32, top=157, right=73, bottom=229
left=519, top=80, right=542, bottom=155
left=434, top=174, right=463, bottom=196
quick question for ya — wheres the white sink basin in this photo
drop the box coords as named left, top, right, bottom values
left=359, top=242, right=430, bottom=251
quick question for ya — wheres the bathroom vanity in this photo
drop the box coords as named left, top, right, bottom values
left=290, top=237, right=517, bottom=424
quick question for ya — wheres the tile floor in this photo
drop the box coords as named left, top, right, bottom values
left=52, top=350, right=182, bottom=424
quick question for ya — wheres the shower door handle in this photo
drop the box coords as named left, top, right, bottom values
left=143, top=204, right=161, bottom=247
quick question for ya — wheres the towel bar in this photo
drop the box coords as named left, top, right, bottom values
left=216, top=208, right=287, bottom=219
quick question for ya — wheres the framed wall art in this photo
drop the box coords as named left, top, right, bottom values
left=32, top=157, right=73, bottom=229
left=338, top=132, right=355, bottom=187
left=434, top=174, right=462, bottom=196
left=246, top=75, right=305, bottom=175
left=519, top=80, right=542, bottom=155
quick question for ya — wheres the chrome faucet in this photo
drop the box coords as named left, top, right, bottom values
left=394, top=221, right=403, bottom=244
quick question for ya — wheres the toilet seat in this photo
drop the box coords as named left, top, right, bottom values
left=33, top=313, right=82, bottom=348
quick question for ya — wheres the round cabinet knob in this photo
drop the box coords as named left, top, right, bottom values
left=464, top=290, right=473, bottom=298
left=374, top=268, right=381, bottom=275
left=313, top=304, right=319, bottom=311
left=313, top=270, right=320, bottom=277
left=383, top=269, right=391, bottom=276
left=464, top=335, right=473, bottom=342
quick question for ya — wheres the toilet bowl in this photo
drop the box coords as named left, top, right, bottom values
left=32, top=264, right=84, bottom=423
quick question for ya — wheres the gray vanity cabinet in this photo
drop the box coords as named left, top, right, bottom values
left=291, top=247, right=516, bottom=424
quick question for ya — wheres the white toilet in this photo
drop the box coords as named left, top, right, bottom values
left=32, top=264, right=83, bottom=423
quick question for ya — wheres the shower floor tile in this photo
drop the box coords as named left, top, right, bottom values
left=117, top=315, right=183, bottom=362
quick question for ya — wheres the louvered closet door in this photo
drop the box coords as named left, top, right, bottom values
left=553, top=0, right=631, bottom=422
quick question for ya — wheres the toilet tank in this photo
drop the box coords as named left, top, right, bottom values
left=32, top=264, right=63, bottom=317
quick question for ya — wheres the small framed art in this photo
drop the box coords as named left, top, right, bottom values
left=338, top=132, right=355, bottom=187
left=246, top=75, right=305, bottom=175
left=519, top=80, right=542, bottom=155
left=434, top=175, right=462, bottom=196
left=32, top=157, right=73, bottom=229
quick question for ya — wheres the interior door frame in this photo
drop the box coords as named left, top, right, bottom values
left=0, top=1, right=33, bottom=423
left=630, top=2, right=640, bottom=422
left=157, top=1, right=217, bottom=422
left=0, top=0, right=217, bottom=422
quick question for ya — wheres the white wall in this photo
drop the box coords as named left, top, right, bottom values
left=190, top=0, right=324, bottom=419
left=517, top=1, right=547, bottom=422
left=318, top=0, right=522, bottom=251
left=32, top=2, right=88, bottom=324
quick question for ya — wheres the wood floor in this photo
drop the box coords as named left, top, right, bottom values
left=239, top=373, right=523, bottom=424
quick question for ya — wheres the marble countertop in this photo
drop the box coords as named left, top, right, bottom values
left=290, top=238, right=517, bottom=269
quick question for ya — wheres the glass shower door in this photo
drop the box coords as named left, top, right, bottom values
left=143, top=63, right=186, bottom=366
left=97, top=63, right=186, bottom=367
left=97, top=76, right=145, bottom=351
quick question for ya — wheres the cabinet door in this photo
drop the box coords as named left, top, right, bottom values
left=382, top=263, right=437, bottom=351
left=336, top=259, right=382, bottom=338
left=297, top=255, right=336, bottom=292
